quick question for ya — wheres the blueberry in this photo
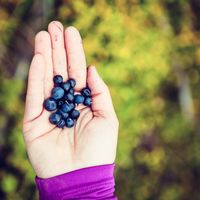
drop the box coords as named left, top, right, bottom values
left=69, top=109, right=80, bottom=119
left=64, top=93, right=74, bottom=102
left=61, top=102, right=75, bottom=113
left=81, top=87, right=91, bottom=97
left=61, top=82, right=71, bottom=92
left=58, top=109, right=69, bottom=119
left=84, top=97, right=92, bottom=106
left=57, top=119, right=65, bottom=128
left=49, top=112, right=62, bottom=125
left=43, top=98, right=57, bottom=111
left=68, top=78, right=76, bottom=88
left=74, top=94, right=85, bottom=104
left=69, top=88, right=75, bottom=95
left=51, top=87, right=65, bottom=100
left=65, top=117, right=74, bottom=128
left=53, top=75, right=63, bottom=85
left=57, top=100, right=64, bottom=108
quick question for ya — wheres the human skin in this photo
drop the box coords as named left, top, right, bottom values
left=22, top=21, right=119, bottom=178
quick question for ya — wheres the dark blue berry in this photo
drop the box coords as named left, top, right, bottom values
left=69, top=109, right=80, bottom=119
left=57, top=100, right=64, bottom=108
left=57, top=119, right=65, bottom=128
left=68, top=78, right=76, bottom=88
left=65, top=117, right=74, bottom=128
left=84, top=97, right=92, bottom=106
left=44, top=98, right=57, bottom=111
left=64, top=93, right=74, bottom=102
left=53, top=75, right=63, bottom=85
left=61, top=82, right=71, bottom=92
left=58, top=110, right=69, bottom=119
left=49, top=112, right=62, bottom=125
left=81, top=87, right=91, bottom=97
left=74, top=94, right=85, bottom=104
left=69, top=88, right=74, bottom=95
left=61, top=102, right=75, bottom=113
left=51, top=87, right=65, bottom=100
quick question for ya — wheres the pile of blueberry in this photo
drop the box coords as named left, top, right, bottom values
left=43, top=75, right=92, bottom=128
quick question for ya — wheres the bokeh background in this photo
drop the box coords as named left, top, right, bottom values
left=0, top=0, right=200, bottom=199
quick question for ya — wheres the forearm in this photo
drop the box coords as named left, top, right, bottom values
left=35, top=164, right=117, bottom=200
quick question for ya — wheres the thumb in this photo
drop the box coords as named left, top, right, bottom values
left=87, top=66, right=116, bottom=120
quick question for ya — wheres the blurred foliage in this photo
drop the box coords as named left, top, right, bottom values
left=0, top=0, right=200, bottom=199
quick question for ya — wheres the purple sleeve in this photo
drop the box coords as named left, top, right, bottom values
left=35, top=164, right=117, bottom=200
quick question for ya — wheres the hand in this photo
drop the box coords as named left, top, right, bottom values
left=23, top=21, right=119, bottom=178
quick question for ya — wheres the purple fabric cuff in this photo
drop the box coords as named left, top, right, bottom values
left=35, top=164, right=117, bottom=200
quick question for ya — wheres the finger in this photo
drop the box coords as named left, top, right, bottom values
left=48, top=21, right=68, bottom=80
left=24, top=54, right=45, bottom=123
left=65, top=26, right=86, bottom=90
left=87, top=66, right=117, bottom=121
left=35, top=31, right=53, bottom=97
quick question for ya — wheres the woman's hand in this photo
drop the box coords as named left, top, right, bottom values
left=23, top=21, right=119, bottom=178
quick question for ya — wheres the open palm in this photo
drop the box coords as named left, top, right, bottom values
left=23, top=21, right=118, bottom=178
